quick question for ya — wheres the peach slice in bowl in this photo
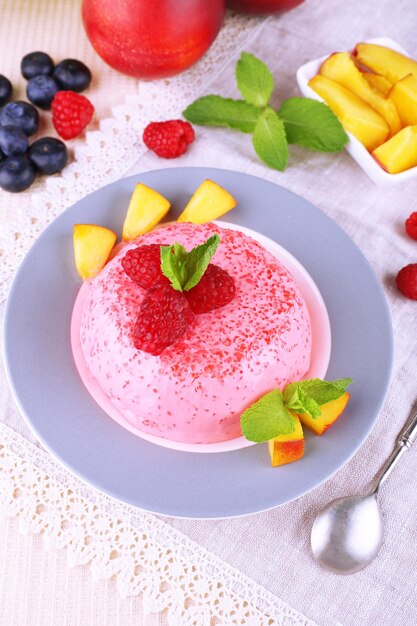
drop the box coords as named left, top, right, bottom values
left=296, top=37, right=417, bottom=187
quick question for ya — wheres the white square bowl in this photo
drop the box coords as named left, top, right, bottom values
left=296, top=37, right=417, bottom=188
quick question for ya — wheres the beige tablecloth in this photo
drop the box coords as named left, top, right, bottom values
left=1, top=1, right=417, bottom=625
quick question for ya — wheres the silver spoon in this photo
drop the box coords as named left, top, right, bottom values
left=311, top=408, right=417, bottom=574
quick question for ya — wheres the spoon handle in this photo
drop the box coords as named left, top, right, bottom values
left=373, top=409, right=417, bottom=493
left=401, top=409, right=417, bottom=448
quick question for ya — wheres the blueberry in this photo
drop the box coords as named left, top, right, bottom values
left=0, top=101, right=39, bottom=136
left=53, top=59, right=92, bottom=93
left=0, top=148, right=5, bottom=162
left=0, top=75, right=12, bottom=106
left=0, top=156, right=36, bottom=192
left=26, top=75, right=60, bottom=110
left=21, top=51, right=54, bottom=80
left=28, top=137, right=68, bottom=175
left=0, top=125, right=29, bottom=157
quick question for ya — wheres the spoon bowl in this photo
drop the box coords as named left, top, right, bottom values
left=311, top=494, right=383, bottom=574
left=311, top=407, right=417, bottom=574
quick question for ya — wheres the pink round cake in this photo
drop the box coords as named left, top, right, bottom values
left=76, top=222, right=312, bottom=444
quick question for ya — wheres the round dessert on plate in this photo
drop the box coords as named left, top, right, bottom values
left=72, top=221, right=314, bottom=447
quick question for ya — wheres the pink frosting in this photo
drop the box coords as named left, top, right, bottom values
left=77, top=222, right=312, bottom=444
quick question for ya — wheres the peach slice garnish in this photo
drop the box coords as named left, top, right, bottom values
left=73, top=224, right=117, bottom=280
left=122, top=183, right=171, bottom=241
left=295, top=392, right=350, bottom=436
left=268, top=415, right=304, bottom=466
left=177, top=179, right=236, bottom=224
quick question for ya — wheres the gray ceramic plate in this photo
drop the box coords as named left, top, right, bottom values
left=3, top=168, right=393, bottom=518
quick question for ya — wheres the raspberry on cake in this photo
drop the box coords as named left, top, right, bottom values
left=122, top=244, right=170, bottom=289
left=185, top=263, right=236, bottom=313
left=133, top=281, right=195, bottom=355
left=75, top=222, right=312, bottom=445
left=122, top=234, right=235, bottom=353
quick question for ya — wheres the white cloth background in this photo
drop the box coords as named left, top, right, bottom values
left=1, top=1, right=417, bottom=625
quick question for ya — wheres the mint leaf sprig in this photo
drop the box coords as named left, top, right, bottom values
left=183, top=52, right=348, bottom=172
left=236, top=51, right=274, bottom=108
left=240, top=378, right=352, bottom=442
left=160, top=233, right=220, bottom=292
left=283, top=378, right=352, bottom=419
left=240, top=389, right=295, bottom=443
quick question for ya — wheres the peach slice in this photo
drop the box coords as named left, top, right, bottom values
left=389, top=74, right=417, bottom=127
left=363, top=73, right=393, bottom=97
left=372, top=125, right=417, bottom=174
left=354, top=43, right=417, bottom=83
left=268, top=415, right=304, bottom=467
left=308, top=75, right=389, bottom=151
left=122, top=183, right=171, bottom=241
left=73, top=224, right=117, bottom=280
left=320, top=52, right=401, bottom=136
left=296, top=392, right=350, bottom=436
left=177, top=179, right=236, bottom=223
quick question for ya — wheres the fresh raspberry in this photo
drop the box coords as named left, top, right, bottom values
left=51, top=90, right=94, bottom=140
left=122, top=244, right=169, bottom=289
left=405, top=212, right=417, bottom=241
left=185, top=264, right=236, bottom=314
left=143, top=120, right=194, bottom=159
left=133, top=282, right=194, bottom=355
left=396, top=264, right=417, bottom=300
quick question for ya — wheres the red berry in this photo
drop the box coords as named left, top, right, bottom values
left=143, top=120, right=194, bottom=159
left=405, top=212, right=417, bottom=241
left=122, top=244, right=168, bottom=289
left=133, top=282, right=194, bottom=355
left=396, top=263, right=417, bottom=300
left=51, top=90, right=94, bottom=140
left=185, top=264, right=235, bottom=314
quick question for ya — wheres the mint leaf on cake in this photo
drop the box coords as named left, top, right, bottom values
left=160, top=241, right=189, bottom=291
left=160, top=234, right=220, bottom=292
left=182, top=234, right=221, bottom=290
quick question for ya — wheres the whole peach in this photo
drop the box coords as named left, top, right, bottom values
left=82, top=0, right=226, bottom=79
left=227, top=0, right=304, bottom=14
